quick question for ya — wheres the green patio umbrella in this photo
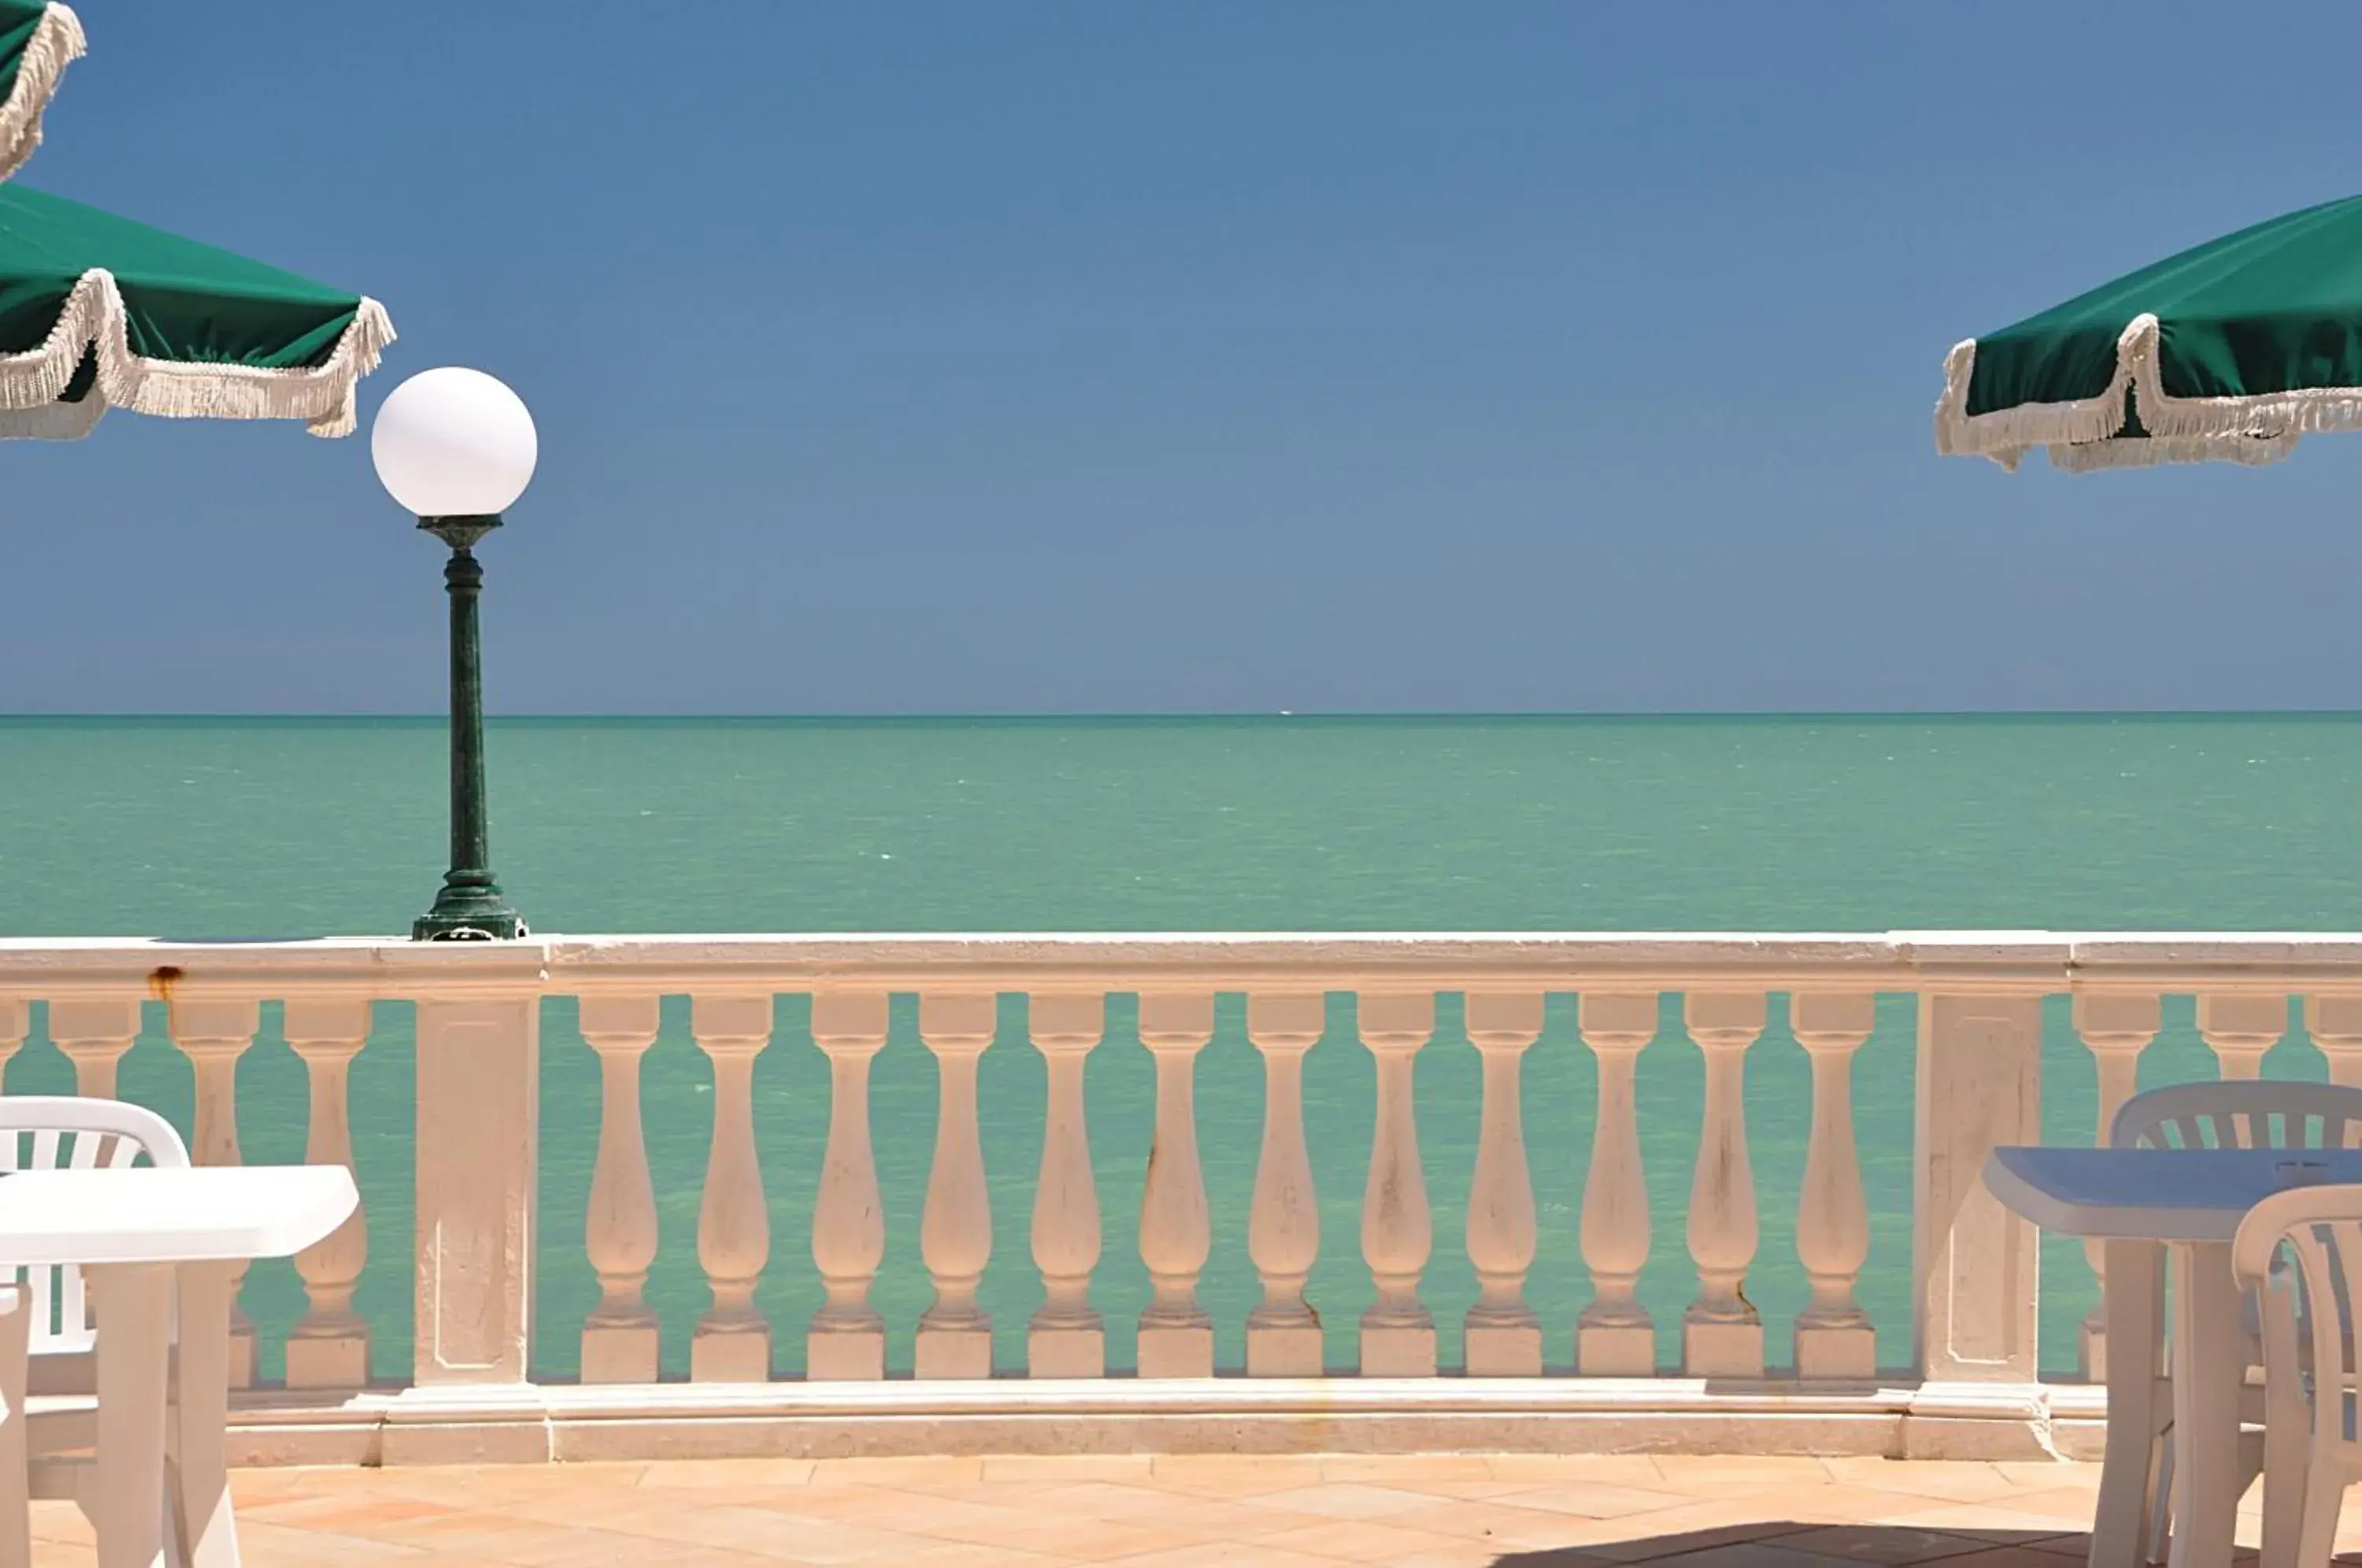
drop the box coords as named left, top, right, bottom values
left=0, top=183, right=394, bottom=440
left=1935, top=194, right=2362, bottom=472
left=0, top=1, right=80, bottom=183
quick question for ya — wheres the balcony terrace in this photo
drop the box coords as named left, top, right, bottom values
left=8, top=931, right=2360, bottom=1479
left=2, top=929, right=2360, bottom=1568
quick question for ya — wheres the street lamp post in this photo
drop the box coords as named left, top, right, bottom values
left=371, top=367, right=539, bottom=941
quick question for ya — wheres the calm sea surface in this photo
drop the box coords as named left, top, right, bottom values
left=3, top=713, right=2356, bottom=1378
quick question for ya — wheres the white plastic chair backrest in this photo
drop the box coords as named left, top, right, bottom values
left=2235, top=1184, right=2362, bottom=1453
left=0, top=1096, right=188, bottom=1357
left=2112, top=1081, right=2362, bottom=1152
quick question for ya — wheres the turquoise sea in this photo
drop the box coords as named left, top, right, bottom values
left=3, top=713, right=2359, bottom=1381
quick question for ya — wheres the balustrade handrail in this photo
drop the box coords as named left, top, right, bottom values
left=6, top=930, right=2362, bottom=1466
left=7, top=930, right=2362, bottom=997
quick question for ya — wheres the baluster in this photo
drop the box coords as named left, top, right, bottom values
left=690, top=993, right=773, bottom=1383
left=170, top=997, right=260, bottom=1389
left=809, top=992, right=889, bottom=1381
left=1683, top=992, right=1764, bottom=1378
left=2197, top=993, right=2284, bottom=1082
left=1791, top=992, right=1875, bottom=1380
left=916, top=992, right=997, bottom=1379
left=1464, top=990, right=1542, bottom=1376
left=1358, top=991, right=1435, bottom=1376
left=46, top=997, right=141, bottom=1097
left=2071, top=993, right=2158, bottom=1381
left=1246, top=991, right=1325, bottom=1378
left=0, top=997, right=24, bottom=1089
left=2307, top=996, right=2362, bottom=1098
left=283, top=998, right=373, bottom=1389
left=1577, top=992, right=1657, bottom=1374
left=579, top=995, right=662, bottom=1384
left=1136, top=991, right=1214, bottom=1378
left=1028, top=993, right=1105, bottom=1378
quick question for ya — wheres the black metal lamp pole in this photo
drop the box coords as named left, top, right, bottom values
left=413, top=514, right=527, bottom=941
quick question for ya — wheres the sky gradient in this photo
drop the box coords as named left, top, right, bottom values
left=9, top=2, right=2362, bottom=714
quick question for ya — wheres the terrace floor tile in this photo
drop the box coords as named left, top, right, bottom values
left=31, top=1450, right=2362, bottom=1568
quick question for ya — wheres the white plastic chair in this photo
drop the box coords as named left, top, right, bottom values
left=2112, top=1080, right=2362, bottom=1564
left=0, top=1096, right=190, bottom=1568
left=2232, top=1182, right=2362, bottom=1568
left=2120, top=1082, right=2362, bottom=1158
left=0, top=1285, right=24, bottom=1568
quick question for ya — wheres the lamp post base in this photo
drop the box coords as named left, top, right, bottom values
left=413, top=908, right=529, bottom=942
left=413, top=889, right=529, bottom=942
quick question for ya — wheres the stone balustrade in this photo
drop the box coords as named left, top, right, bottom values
left=0, top=931, right=2355, bottom=1466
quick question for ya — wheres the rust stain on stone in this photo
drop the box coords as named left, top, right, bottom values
left=146, top=964, right=184, bottom=1001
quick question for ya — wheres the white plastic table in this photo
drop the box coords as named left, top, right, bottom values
left=0, top=1165, right=357, bottom=1568
left=1984, top=1145, right=2362, bottom=1568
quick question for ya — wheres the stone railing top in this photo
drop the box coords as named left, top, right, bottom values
left=2, top=932, right=2362, bottom=999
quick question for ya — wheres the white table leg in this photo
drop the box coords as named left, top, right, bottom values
left=2092, top=1238, right=2162, bottom=1568
left=173, top=1263, right=241, bottom=1568
left=88, top=1262, right=171, bottom=1568
left=2168, top=1241, right=2242, bottom=1568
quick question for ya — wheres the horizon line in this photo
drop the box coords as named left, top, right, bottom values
left=2, top=708, right=2360, bottom=722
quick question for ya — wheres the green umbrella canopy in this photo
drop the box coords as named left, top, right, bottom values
left=1935, top=194, right=2362, bottom=472
left=0, top=183, right=394, bottom=439
left=0, top=1, right=79, bottom=183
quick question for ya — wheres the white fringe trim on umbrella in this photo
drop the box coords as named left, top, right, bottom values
left=1935, top=310, right=2362, bottom=472
left=2041, top=430, right=2296, bottom=472
left=0, top=2, right=83, bottom=183
left=0, top=388, right=98, bottom=438
left=0, top=268, right=395, bottom=439
left=1933, top=316, right=2141, bottom=467
left=2043, top=430, right=2301, bottom=472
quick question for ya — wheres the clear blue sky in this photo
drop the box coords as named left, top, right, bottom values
left=8, top=2, right=2362, bottom=714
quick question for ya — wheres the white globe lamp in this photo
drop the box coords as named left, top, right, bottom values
left=372, top=367, right=535, bottom=941
left=372, top=366, right=537, bottom=518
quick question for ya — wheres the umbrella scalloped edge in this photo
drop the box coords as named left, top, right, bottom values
left=1934, top=312, right=2362, bottom=472
left=0, top=268, right=394, bottom=439
left=0, top=2, right=83, bottom=184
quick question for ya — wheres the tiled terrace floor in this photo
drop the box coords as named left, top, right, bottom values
left=30, top=1452, right=2362, bottom=1567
